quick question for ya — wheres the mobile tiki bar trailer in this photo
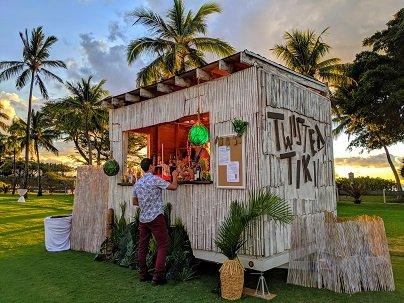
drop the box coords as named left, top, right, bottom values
left=102, top=50, right=336, bottom=271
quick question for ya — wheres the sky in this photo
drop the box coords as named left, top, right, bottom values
left=0, top=0, right=403, bottom=180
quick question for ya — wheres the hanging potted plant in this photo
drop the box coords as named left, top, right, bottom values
left=215, top=189, right=293, bottom=300
left=232, top=118, right=249, bottom=137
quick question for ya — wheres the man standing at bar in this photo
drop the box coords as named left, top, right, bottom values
left=132, top=158, right=178, bottom=285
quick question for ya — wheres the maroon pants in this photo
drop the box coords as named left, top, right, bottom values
left=138, top=214, right=169, bottom=280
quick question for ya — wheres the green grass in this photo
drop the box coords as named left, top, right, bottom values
left=0, top=193, right=403, bottom=302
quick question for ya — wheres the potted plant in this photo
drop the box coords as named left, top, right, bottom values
left=215, top=189, right=293, bottom=300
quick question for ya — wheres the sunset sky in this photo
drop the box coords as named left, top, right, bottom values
left=0, top=0, right=403, bottom=181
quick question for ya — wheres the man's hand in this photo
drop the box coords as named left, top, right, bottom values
left=172, top=170, right=179, bottom=179
left=167, top=170, right=179, bottom=190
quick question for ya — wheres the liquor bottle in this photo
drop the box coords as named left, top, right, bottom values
left=194, top=164, right=201, bottom=181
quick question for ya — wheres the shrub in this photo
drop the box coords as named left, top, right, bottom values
left=95, top=203, right=197, bottom=281
left=336, top=176, right=395, bottom=191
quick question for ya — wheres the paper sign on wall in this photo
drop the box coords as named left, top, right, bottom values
left=218, top=146, right=231, bottom=165
left=227, top=161, right=239, bottom=182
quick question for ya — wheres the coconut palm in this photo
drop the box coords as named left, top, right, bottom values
left=0, top=27, right=66, bottom=190
left=30, top=110, right=59, bottom=196
left=272, top=28, right=352, bottom=87
left=0, top=102, right=10, bottom=131
left=127, top=0, right=235, bottom=86
left=0, top=133, right=7, bottom=164
left=57, top=76, right=108, bottom=165
left=6, top=117, right=26, bottom=194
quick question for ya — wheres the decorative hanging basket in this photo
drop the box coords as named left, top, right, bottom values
left=188, top=122, right=209, bottom=146
left=103, top=159, right=120, bottom=176
left=219, top=258, right=245, bottom=300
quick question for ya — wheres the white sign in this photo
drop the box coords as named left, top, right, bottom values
left=227, top=161, right=239, bottom=183
left=218, top=146, right=231, bottom=165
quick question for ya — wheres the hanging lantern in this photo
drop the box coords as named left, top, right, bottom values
left=103, top=159, right=120, bottom=176
left=188, top=122, right=209, bottom=146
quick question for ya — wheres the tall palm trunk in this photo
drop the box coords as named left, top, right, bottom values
left=35, top=140, right=42, bottom=196
left=12, top=148, right=17, bottom=195
left=23, top=70, right=35, bottom=192
left=383, top=144, right=403, bottom=194
left=85, top=118, right=92, bottom=165
left=96, top=149, right=101, bottom=166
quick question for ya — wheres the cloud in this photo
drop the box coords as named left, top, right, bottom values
left=0, top=91, right=27, bottom=119
left=207, top=0, right=402, bottom=63
left=65, top=33, right=144, bottom=95
left=0, top=99, right=16, bottom=125
left=335, top=153, right=401, bottom=168
left=108, top=21, right=126, bottom=42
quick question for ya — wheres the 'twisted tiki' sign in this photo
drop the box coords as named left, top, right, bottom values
left=267, top=111, right=326, bottom=189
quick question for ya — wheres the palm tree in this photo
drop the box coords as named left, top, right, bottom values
left=0, top=27, right=66, bottom=190
left=30, top=110, right=59, bottom=196
left=272, top=28, right=352, bottom=87
left=127, top=0, right=235, bottom=86
left=58, top=76, right=108, bottom=165
left=0, top=133, right=7, bottom=165
left=6, top=117, right=26, bottom=194
left=0, top=102, right=10, bottom=131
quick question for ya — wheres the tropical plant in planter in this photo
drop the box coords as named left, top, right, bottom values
left=232, top=118, right=249, bottom=137
left=215, top=189, right=293, bottom=300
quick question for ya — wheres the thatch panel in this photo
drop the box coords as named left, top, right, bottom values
left=287, top=212, right=395, bottom=293
left=70, top=166, right=108, bottom=253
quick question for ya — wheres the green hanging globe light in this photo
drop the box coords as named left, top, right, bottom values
left=103, top=159, right=120, bottom=176
left=188, top=122, right=209, bottom=146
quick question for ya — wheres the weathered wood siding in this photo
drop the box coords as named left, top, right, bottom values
left=108, top=65, right=336, bottom=258
left=258, top=67, right=336, bottom=256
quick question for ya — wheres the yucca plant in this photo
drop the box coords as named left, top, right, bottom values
left=215, top=189, right=293, bottom=300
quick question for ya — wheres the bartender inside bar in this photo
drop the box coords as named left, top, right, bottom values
left=125, top=113, right=211, bottom=183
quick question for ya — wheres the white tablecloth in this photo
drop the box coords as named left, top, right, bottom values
left=44, top=215, right=72, bottom=252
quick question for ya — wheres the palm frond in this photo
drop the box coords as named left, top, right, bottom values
left=35, top=75, right=49, bottom=99
left=0, top=61, right=24, bottom=69
left=0, top=64, right=25, bottom=82
left=41, top=60, right=67, bottom=69
left=39, top=68, right=64, bottom=83
left=188, top=2, right=221, bottom=35
left=15, top=68, right=31, bottom=88
left=131, top=8, right=173, bottom=38
left=192, top=37, right=235, bottom=57
left=168, top=0, right=186, bottom=35
left=127, top=37, right=172, bottom=64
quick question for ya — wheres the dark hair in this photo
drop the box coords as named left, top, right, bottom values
left=140, top=158, right=153, bottom=172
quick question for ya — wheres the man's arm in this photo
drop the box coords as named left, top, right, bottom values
left=132, top=184, right=138, bottom=206
left=132, top=197, right=139, bottom=206
left=166, top=171, right=179, bottom=190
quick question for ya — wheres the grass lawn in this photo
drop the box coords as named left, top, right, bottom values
left=0, top=193, right=403, bottom=302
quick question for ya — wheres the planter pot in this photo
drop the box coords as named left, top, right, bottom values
left=219, top=258, right=244, bottom=300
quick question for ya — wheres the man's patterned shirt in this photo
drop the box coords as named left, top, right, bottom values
left=132, top=172, right=170, bottom=223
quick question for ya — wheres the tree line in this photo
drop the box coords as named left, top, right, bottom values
left=0, top=1, right=403, bottom=196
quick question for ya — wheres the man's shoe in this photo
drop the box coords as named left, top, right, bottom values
left=139, top=274, right=152, bottom=282
left=151, top=278, right=167, bottom=286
